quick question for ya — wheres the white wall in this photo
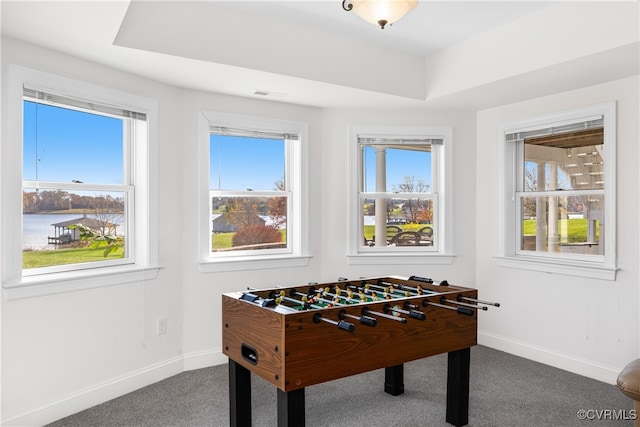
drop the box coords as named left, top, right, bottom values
left=1, top=37, right=479, bottom=425
left=176, top=95, right=478, bottom=369
left=178, top=89, right=325, bottom=369
left=2, top=34, right=637, bottom=427
left=1, top=38, right=185, bottom=426
left=317, top=108, right=477, bottom=284
left=476, top=76, right=640, bottom=384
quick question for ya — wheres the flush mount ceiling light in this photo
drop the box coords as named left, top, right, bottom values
left=342, top=0, right=418, bottom=29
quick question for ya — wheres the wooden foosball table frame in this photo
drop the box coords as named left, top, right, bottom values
left=222, top=276, right=496, bottom=427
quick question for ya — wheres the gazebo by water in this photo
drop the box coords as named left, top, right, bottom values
left=48, top=215, right=118, bottom=245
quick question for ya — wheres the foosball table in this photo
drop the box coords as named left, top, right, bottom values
left=222, top=275, right=499, bottom=427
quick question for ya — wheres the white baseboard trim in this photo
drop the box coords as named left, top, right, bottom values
left=5, top=338, right=619, bottom=426
left=183, top=348, right=228, bottom=371
left=479, top=330, right=620, bottom=385
left=3, top=355, right=185, bottom=427
left=4, top=349, right=229, bottom=427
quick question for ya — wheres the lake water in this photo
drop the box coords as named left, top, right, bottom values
left=24, top=214, right=375, bottom=250
left=23, top=214, right=127, bottom=250
left=23, top=214, right=82, bottom=250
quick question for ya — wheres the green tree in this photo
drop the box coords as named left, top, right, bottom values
left=267, top=178, right=287, bottom=228
left=393, top=176, right=430, bottom=223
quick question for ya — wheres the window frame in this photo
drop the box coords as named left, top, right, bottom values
left=2, top=65, right=159, bottom=299
left=21, top=90, right=139, bottom=275
left=347, top=125, right=454, bottom=265
left=496, top=102, right=617, bottom=280
left=198, top=111, right=310, bottom=272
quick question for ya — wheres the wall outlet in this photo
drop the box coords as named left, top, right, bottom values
left=157, top=317, right=167, bottom=335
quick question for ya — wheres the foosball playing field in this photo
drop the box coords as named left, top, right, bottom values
left=222, top=275, right=499, bottom=427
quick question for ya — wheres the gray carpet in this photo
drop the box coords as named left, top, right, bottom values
left=47, top=346, right=633, bottom=427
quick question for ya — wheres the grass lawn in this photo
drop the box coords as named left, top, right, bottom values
left=212, top=229, right=287, bottom=250
left=23, top=246, right=125, bottom=269
left=362, top=219, right=596, bottom=243
left=522, top=218, right=597, bottom=242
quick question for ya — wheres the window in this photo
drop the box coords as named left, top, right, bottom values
left=3, top=66, right=158, bottom=298
left=21, top=88, right=138, bottom=273
left=199, top=112, right=309, bottom=271
left=348, top=126, right=453, bottom=264
left=498, top=102, right=616, bottom=280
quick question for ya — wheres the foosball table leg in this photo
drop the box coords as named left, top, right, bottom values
left=229, top=359, right=252, bottom=427
left=384, top=364, right=405, bottom=396
left=277, top=388, right=305, bottom=427
left=446, top=347, right=471, bottom=427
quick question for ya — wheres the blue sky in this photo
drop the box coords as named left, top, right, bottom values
left=23, top=101, right=123, bottom=184
left=210, top=135, right=285, bottom=191
left=210, top=136, right=432, bottom=192
left=363, top=146, right=432, bottom=192
left=23, top=100, right=432, bottom=192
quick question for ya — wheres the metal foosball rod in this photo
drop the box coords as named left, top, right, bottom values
left=403, top=278, right=449, bottom=287
left=421, top=299, right=475, bottom=316
left=383, top=303, right=426, bottom=320
left=457, top=294, right=501, bottom=307
left=338, top=310, right=377, bottom=327
left=313, top=313, right=355, bottom=332
left=274, top=295, right=310, bottom=310
left=440, top=296, right=488, bottom=311
left=342, top=286, right=372, bottom=302
left=379, top=280, right=436, bottom=296
left=362, top=307, right=407, bottom=323
left=361, top=282, right=409, bottom=297
left=272, top=291, right=323, bottom=310
left=347, top=285, right=394, bottom=301
left=316, top=288, right=360, bottom=305
left=291, top=289, right=345, bottom=307
left=309, top=293, right=345, bottom=307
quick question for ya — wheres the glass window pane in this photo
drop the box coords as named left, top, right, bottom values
left=362, top=198, right=434, bottom=247
left=520, top=194, right=603, bottom=255
left=210, top=135, right=285, bottom=191
left=362, top=145, right=431, bottom=192
left=524, top=128, right=604, bottom=192
left=23, top=101, right=124, bottom=184
left=22, top=188, right=126, bottom=269
left=212, top=195, right=287, bottom=252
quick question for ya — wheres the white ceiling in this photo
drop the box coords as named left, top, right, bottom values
left=1, top=1, right=628, bottom=110
left=217, top=1, right=554, bottom=57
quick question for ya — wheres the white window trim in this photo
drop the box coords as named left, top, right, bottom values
left=2, top=65, right=160, bottom=299
left=198, top=111, right=310, bottom=273
left=495, top=102, right=617, bottom=280
left=347, top=125, right=454, bottom=265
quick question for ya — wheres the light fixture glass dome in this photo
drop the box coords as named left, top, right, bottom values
left=350, top=0, right=418, bottom=29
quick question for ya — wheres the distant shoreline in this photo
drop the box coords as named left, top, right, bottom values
left=25, top=209, right=123, bottom=215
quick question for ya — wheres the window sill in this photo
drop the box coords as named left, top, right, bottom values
left=347, top=253, right=455, bottom=265
left=494, top=256, right=617, bottom=280
left=199, top=255, right=311, bottom=273
left=3, top=265, right=162, bottom=300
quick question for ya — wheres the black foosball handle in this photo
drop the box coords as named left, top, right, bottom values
left=422, top=300, right=475, bottom=317
left=457, top=307, right=475, bottom=316
left=409, top=275, right=433, bottom=283
left=409, top=310, right=426, bottom=321
left=339, top=309, right=378, bottom=327
left=337, top=320, right=355, bottom=333
left=383, top=303, right=425, bottom=321
left=313, top=313, right=355, bottom=333
left=359, top=315, right=377, bottom=327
